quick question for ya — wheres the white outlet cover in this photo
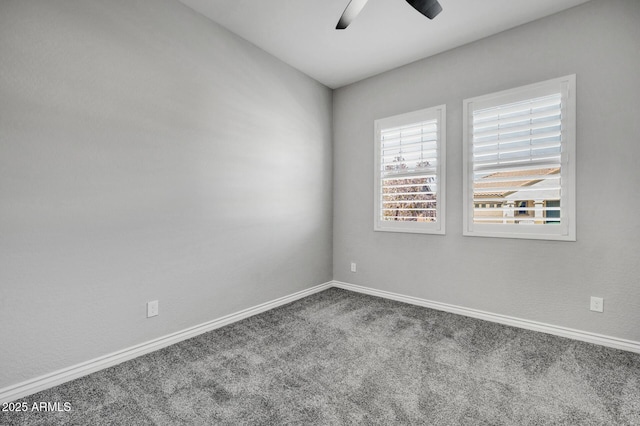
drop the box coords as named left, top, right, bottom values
left=590, top=296, right=603, bottom=313
left=147, top=300, right=159, bottom=317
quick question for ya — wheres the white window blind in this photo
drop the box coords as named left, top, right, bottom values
left=463, top=75, right=576, bottom=241
left=374, top=105, right=446, bottom=234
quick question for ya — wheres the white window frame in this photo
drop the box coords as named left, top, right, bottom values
left=374, top=105, right=446, bottom=235
left=463, top=75, right=576, bottom=241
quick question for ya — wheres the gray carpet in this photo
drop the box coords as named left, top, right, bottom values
left=2, top=288, right=639, bottom=425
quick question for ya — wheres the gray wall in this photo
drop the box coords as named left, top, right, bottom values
left=333, top=0, right=640, bottom=341
left=0, top=0, right=333, bottom=388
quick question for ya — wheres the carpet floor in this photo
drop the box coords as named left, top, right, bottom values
left=2, top=288, right=639, bottom=425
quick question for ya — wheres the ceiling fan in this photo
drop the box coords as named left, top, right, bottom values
left=336, top=0, right=443, bottom=30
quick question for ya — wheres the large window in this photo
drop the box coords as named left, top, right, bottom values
left=463, top=75, right=576, bottom=241
left=374, top=105, right=446, bottom=234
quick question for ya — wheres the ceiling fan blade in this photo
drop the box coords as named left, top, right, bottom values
left=405, top=0, right=443, bottom=20
left=336, top=0, right=369, bottom=30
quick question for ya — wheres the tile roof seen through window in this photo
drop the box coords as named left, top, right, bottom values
left=474, top=167, right=560, bottom=198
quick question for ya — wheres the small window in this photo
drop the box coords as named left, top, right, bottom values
left=463, top=75, right=576, bottom=241
left=374, top=105, right=446, bottom=234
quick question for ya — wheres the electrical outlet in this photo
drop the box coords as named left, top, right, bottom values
left=147, top=300, right=159, bottom=318
left=590, top=296, right=603, bottom=313
left=350, top=262, right=357, bottom=273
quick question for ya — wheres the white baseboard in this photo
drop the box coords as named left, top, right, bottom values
left=331, top=280, right=640, bottom=354
left=3, top=279, right=638, bottom=404
left=0, top=281, right=332, bottom=404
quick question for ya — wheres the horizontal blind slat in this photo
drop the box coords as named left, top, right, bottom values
left=473, top=207, right=561, bottom=212
left=382, top=120, right=438, bottom=134
left=473, top=94, right=561, bottom=121
left=382, top=208, right=437, bottom=212
left=472, top=217, right=561, bottom=223
left=473, top=119, right=561, bottom=139
left=381, top=133, right=438, bottom=145
left=473, top=162, right=563, bottom=176
left=472, top=154, right=561, bottom=169
left=475, top=173, right=560, bottom=184
left=382, top=150, right=438, bottom=160
left=474, top=185, right=561, bottom=194
left=381, top=169, right=438, bottom=178
left=472, top=130, right=561, bottom=149
left=473, top=141, right=561, bottom=158
left=473, top=108, right=561, bottom=130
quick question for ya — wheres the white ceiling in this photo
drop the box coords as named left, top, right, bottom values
left=177, top=0, right=592, bottom=89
